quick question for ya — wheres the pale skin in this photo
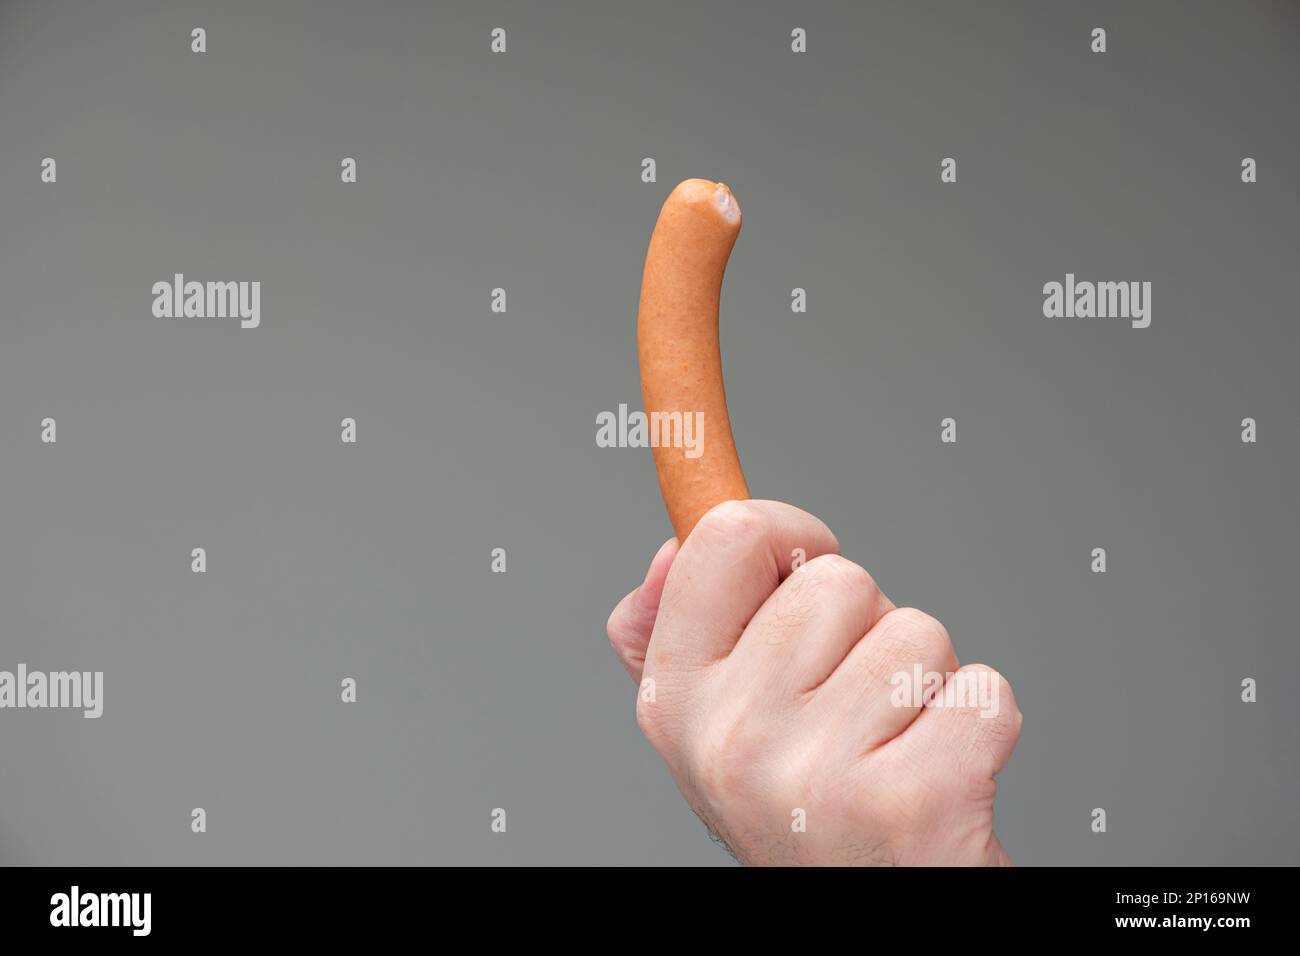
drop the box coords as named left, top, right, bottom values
left=607, top=499, right=1022, bottom=866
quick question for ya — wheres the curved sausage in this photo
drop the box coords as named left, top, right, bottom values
left=637, top=178, right=750, bottom=540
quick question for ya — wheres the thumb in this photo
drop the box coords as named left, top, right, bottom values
left=606, top=537, right=679, bottom=683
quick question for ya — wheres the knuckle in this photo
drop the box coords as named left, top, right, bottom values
left=962, top=662, right=1005, bottom=684
left=789, top=556, right=881, bottom=620
left=879, top=607, right=953, bottom=662
left=961, top=664, right=1017, bottom=715
left=787, top=554, right=880, bottom=624
left=763, top=556, right=878, bottom=644
left=949, top=664, right=1020, bottom=778
left=693, top=499, right=768, bottom=546
left=804, top=553, right=878, bottom=593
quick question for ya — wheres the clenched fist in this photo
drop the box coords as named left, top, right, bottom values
left=607, top=500, right=1022, bottom=866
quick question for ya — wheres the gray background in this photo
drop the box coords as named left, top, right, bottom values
left=1, top=0, right=1296, bottom=865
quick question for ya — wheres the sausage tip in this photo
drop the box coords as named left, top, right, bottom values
left=668, top=178, right=743, bottom=227
left=712, top=183, right=740, bottom=224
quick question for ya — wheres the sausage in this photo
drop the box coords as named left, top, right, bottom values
left=637, top=178, right=750, bottom=540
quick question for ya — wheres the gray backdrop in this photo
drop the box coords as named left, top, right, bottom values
left=1, top=0, right=1296, bottom=865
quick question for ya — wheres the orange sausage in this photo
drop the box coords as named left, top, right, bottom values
left=637, top=179, right=750, bottom=540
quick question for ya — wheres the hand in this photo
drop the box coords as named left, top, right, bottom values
left=607, top=500, right=1021, bottom=866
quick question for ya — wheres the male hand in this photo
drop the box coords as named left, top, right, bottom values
left=607, top=500, right=1021, bottom=865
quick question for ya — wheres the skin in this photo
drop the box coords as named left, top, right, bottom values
left=638, top=179, right=750, bottom=540
left=625, top=180, right=1019, bottom=864
left=607, top=499, right=1022, bottom=866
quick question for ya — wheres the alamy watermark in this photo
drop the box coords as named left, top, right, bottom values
left=890, top=664, right=1000, bottom=718
left=596, top=403, right=705, bottom=458
left=0, top=664, right=103, bottom=718
left=1042, top=273, right=1151, bottom=328
left=152, top=273, right=261, bottom=329
left=50, top=886, right=150, bottom=936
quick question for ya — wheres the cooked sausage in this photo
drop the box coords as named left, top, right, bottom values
left=637, top=179, right=750, bottom=540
